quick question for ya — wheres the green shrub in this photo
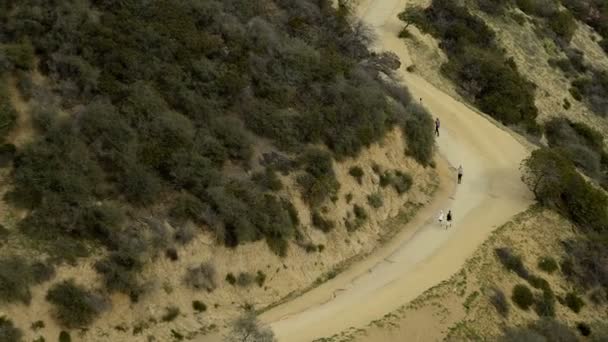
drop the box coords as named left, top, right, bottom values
left=252, top=167, right=283, bottom=191
left=512, top=284, right=534, bottom=310
left=403, top=104, right=435, bottom=165
left=345, top=193, right=353, bottom=204
left=226, top=273, right=236, bottom=286
left=495, top=248, right=529, bottom=279
left=46, top=280, right=107, bottom=328
left=184, top=262, right=217, bottom=292
left=0, top=143, right=16, bottom=168
left=490, top=287, right=509, bottom=317
left=393, top=171, right=413, bottom=194
left=169, top=193, right=205, bottom=225
left=367, top=192, right=383, bottom=208
left=58, top=331, right=71, bottom=342
left=563, top=98, right=571, bottom=110
left=534, top=288, right=556, bottom=317
left=379, top=171, right=393, bottom=188
left=255, top=271, right=267, bottom=287
left=564, top=292, right=585, bottom=313
left=0, top=256, right=55, bottom=305
left=538, top=256, right=558, bottom=274
left=0, top=79, right=17, bottom=140
left=548, top=11, right=577, bottom=41
left=192, top=300, right=207, bottom=313
left=353, top=205, right=368, bottom=220
left=0, top=317, right=22, bottom=342
left=348, top=166, right=364, bottom=185
left=576, top=322, right=591, bottom=337
left=297, top=148, right=340, bottom=207
left=161, top=306, right=180, bottom=322
left=3, top=41, right=35, bottom=70
left=312, top=211, right=335, bottom=233
left=236, top=272, right=255, bottom=287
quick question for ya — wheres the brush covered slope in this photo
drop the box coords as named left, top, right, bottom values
left=0, top=0, right=436, bottom=341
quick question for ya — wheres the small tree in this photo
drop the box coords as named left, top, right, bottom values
left=398, top=6, right=427, bottom=30
left=226, top=311, right=276, bottom=342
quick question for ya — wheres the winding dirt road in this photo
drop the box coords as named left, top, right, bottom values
left=259, top=1, right=534, bottom=341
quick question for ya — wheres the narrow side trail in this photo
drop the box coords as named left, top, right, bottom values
left=258, top=1, right=534, bottom=341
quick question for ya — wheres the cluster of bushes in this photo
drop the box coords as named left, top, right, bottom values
left=544, top=117, right=608, bottom=187
left=0, top=317, right=22, bottom=342
left=46, top=280, right=108, bottom=328
left=561, top=0, right=608, bottom=52
left=0, top=77, right=17, bottom=141
left=521, top=148, right=608, bottom=312
left=184, top=262, right=217, bottom=292
left=400, top=0, right=539, bottom=133
left=570, top=70, right=608, bottom=116
left=379, top=169, right=414, bottom=194
left=500, top=318, right=583, bottom=341
left=0, top=0, right=437, bottom=286
left=496, top=248, right=558, bottom=317
left=0, top=255, right=55, bottom=305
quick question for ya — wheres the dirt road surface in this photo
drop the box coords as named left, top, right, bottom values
left=257, top=1, right=534, bottom=341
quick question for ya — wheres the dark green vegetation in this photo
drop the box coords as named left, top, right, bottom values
left=544, top=117, right=608, bottom=188
left=46, top=280, right=108, bottom=328
left=192, top=300, right=207, bottom=313
left=537, top=256, right=558, bottom=274
left=0, top=317, right=22, bottom=342
left=512, top=284, right=534, bottom=310
left=0, top=255, right=54, bottom=305
left=500, top=318, right=592, bottom=342
left=399, top=0, right=539, bottom=133
left=521, top=148, right=608, bottom=316
left=0, top=0, right=436, bottom=304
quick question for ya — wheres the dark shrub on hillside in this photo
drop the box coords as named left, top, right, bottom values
left=236, top=272, right=255, bottom=287
left=521, top=148, right=608, bottom=233
left=169, top=194, right=205, bottom=226
left=500, top=318, right=578, bottom=342
left=255, top=271, right=266, bottom=287
left=312, top=211, right=335, bottom=233
left=225, top=273, right=236, bottom=286
left=0, top=79, right=17, bottom=141
left=348, top=166, right=364, bottom=185
left=252, top=167, right=283, bottom=192
left=516, top=0, right=559, bottom=17
left=538, top=256, right=558, bottom=274
left=495, top=248, right=529, bottom=279
left=46, top=280, right=107, bottom=328
left=577, top=322, right=591, bottom=337
left=548, top=11, right=577, bottom=42
left=192, top=300, right=207, bottom=313
left=354, top=205, right=368, bottom=220
left=490, top=287, right=509, bottom=317
left=0, top=143, right=16, bottom=167
left=297, top=148, right=340, bottom=207
left=0, top=256, right=55, bottom=305
left=534, top=287, right=556, bottom=317
left=512, top=284, right=534, bottom=310
left=161, top=306, right=180, bottom=322
left=0, top=317, right=22, bottom=342
left=367, top=193, right=383, bottom=208
left=564, top=292, right=585, bottom=313
left=403, top=104, right=435, bottom=165
left=571, top=71, right=608, bottom=117
left=59, top=331, right=71, bottom=342
left=393, top=171, right=413, bottom=194
left=184, top=262, right=217, bottom=292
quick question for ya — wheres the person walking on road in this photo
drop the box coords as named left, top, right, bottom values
left=457, top=165, right=463, bottom=184
left=446, top=210, right=452, bottom=229
left=435, top=117, right=440, bottom=137
left=438, top=210, right=444, bottom=228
